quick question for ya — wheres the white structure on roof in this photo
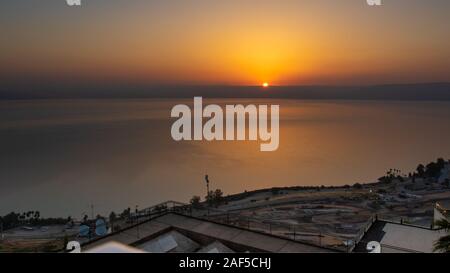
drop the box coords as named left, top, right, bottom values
left=197, top=241, right=234, bottom=253
left=380, top=223, right=444, bottom=253
left=434, top=203, right=449, bottom=223
left=85, top=242, right=145, bottom=253
left=137, top=230, right=200, bottom=253
left=366, top=241, right=381, bottom=253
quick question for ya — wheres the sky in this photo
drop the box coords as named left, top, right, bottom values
left=0, top=0, right=449, bottom=87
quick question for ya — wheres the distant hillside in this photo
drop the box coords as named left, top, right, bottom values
left=1, top=83, right=450, bottom=101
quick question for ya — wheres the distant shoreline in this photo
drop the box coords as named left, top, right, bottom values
left=1, top=83, right=450, bottom=101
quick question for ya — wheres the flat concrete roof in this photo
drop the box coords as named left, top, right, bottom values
left=137, top=230, right=200, bottom=253
left=197, top=241, right=234, bottom=253
left=84, top=219, right=170, bottom=250
left=84, top=213, right=338, bottom=253
left=355, top=220, right=446, bottom=253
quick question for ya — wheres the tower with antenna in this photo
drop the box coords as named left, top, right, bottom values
left=205, top=174, right=210, bottom=199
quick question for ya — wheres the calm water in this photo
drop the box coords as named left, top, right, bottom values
left=1, top=99, right=450, bottom=217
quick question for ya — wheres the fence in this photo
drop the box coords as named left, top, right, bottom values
left=118, top=203, right=371, bottom=252
left=3, top=200, right=434, bottom=253
left=177, top=206, right=357, bottom=252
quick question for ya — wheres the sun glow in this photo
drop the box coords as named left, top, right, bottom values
left=262, top=82, right=269, bottom=88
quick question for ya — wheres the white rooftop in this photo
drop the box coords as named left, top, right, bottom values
left=380, top=223, right=445, bottom=253
left=137, top=230, right=200, bottom=253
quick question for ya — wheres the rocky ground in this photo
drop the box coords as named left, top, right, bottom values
left=201, top=177, right=450, bottom=250
left=2, top=172, right=449, bottom=252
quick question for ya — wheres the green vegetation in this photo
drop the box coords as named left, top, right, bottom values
left=190, top=196, right=201, bottom=208
left=206, top=189, right=224, bottom=207
left=0, top=211, right=69, bottom=231
left=434, top=219, right=450, bottom=253
left=190, top=189, right=224, bottom=208
left=416, top=158, right=448, bottom=178
left=378, top=168, right=403, bottom=184
left=378, top=158, right=449, bottom=184
left=428, top=158, right=447, bottom=177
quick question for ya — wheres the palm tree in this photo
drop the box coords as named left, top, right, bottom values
left=434, top=219, right=450, bottom=253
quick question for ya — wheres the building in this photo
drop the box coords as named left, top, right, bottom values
left=434, top=202, right=450, bottom=223
left=81, top=201, right=450, bottom=254
left=82, top=212, right=339, bottom=253
left=354, top=219, right=445, bottom=253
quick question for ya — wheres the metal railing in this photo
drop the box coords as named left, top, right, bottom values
left=5, top=199, right=436, bottom=253
left=176, top=206, right=356, bottom=252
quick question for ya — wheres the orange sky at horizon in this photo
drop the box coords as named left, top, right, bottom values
left=1, top=0, right=449, bottom=86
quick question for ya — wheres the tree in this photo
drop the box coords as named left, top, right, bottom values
left=121, top=208, right=131, bottom=219
left=66, top=216, right=74, bottom=228
left=26, top=211, right=33, bottom=222
left=109, top=212, right=117, bottom=223
left=63, top=234, right=69, bottom=250
left=205, top=189, right=224, bottom=207
left=109, top=212, right=117, bottom=232
left=19, top=213, right=26, bottom=223
left=425, top=162, right=439, bottom=178
left=190, top=196, right=201, bottom=208
left=434, top=219, right=450, bottom=253
left=213, top=189, right=224, bottom=205
left=416, top=164, right=425, bottom=177
left=205, top=191, right=214, bottom=206
left=437, top=158, right=446, bottom=169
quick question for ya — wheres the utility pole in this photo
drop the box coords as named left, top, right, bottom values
left=90, top=204, right=94, bottom=220
left=205, top=174, right=210, bottom=198
left=135, top=205, right=140, bottom=238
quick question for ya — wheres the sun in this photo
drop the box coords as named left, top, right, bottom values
left=262, top=82, right=269, bottom=88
